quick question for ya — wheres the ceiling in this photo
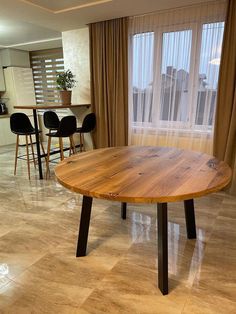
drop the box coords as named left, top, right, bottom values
left=20, top=0, right=113, bottom=13
left=0, top=0, right=212, bottom=51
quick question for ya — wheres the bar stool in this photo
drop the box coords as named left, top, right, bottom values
left=10, top=112, right=45, bottom=180
left=43, top=111, right=60, bottom=133
left=45, top=115, right=77, bottom=178
left=76, top=113, right=96, bottom=152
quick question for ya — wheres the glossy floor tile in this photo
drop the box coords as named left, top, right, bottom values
left=0, top=144, right=236, bottom=313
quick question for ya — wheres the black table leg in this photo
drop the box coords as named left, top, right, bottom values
left=157, top=202, right=168, bottom=295
left=184, top=199, right=196, bottom=239
left=76, top=196, right=93, bottom=257
left=121, top=202, right=127, bottom=219
left=33, top=109, right=43, bottom=179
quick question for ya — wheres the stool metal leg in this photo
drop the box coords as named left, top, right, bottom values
left=46, top=136, right=51, bottom=179
left=33, top=108, right=43, bottom=179
left=14, top=135, right=19, bottom=175
left=25, top=135, right=31, bottom=180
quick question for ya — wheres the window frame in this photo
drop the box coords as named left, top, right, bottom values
left=130, top=17, right=225, bottom=133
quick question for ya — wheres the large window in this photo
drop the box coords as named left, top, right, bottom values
left=195, top=22, right=224, bottom=127
left=133, top=32, right=154, bottom=123
left=160, top=29, right=192, bottom=123
left=30, top=48, right=64, bottom=106
left=131, top=20, right=225, bottom=131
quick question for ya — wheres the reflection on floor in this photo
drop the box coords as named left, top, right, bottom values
left=0, top=144, right=236, bottom=313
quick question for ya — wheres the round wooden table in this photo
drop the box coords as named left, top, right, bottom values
left=55, top=146, right=232, bottom=295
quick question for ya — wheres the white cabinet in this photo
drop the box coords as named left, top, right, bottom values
left=0, top=67, right=36, bottom=146
left=0, top=67, right=5, bottom=91
left=0, top=49, right=30, bottom=68
left=3, top=67, right=36, bottom=115
left=0, top=116, right=37, bottom=146
left=0, top=117, right=15, bottom=146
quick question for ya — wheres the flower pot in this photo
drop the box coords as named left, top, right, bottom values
left=59, top=90, right=72, bottom=106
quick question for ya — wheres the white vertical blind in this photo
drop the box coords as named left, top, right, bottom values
left=128, top=1, right=226, bottom=153
left=30, top=48, right=64, bottom=106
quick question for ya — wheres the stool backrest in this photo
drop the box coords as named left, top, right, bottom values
left=56, top=116, right=77, bottom=137
left=43, top=111, right=60, bottom=130
left=81, top=113, right=96, bottom=133
left=10, top=112, right=34, bottom=134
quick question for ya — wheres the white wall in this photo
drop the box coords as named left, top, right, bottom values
left=62, top=28, right=91, bottom=104
left=62, top=27, right=93, bottom=150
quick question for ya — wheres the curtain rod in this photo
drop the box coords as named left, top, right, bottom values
left=129, top=0, right=227, bottom=20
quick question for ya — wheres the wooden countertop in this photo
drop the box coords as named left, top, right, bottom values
left=55, top=146, right=232, bottom=203
left=14, top=104, right=90, bottom=110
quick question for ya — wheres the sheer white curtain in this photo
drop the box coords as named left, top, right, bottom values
left=128, top=0, right=227, bottom=153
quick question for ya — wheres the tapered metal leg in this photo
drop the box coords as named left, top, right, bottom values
left=184, top=199, right=196, bottom=239
left=76, top=196, right=93, bottom=257
left=121, top=202, right=127, bottom=220
left=157, top=203, right=168, bottom=295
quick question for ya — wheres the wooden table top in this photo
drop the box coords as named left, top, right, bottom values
left=14, top=104, right=90, bottom=110
left=55, top=146, right=232, bottom=203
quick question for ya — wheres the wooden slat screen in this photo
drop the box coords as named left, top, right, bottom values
left=30, top=48, right=64, bottom=106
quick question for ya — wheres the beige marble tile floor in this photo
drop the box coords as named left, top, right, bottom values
left=0, top=144, right=236, bottom=313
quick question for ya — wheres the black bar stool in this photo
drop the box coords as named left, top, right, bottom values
left=43, top=111, right=60, bottom=133
left=76, top=113, right=96, bottom=152
left=10, top=112, right=45, bottom=180
left=46, top=115, right=77, bottom=178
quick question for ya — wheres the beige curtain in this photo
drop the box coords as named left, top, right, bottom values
left=213, top=0, right=236, bottom=194
left=89, top=17, right=128, bottom=148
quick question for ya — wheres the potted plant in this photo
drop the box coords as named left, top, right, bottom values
left=56, top=70, right=76, bottom=105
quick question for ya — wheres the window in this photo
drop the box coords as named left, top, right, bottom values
left=30, top=48, right=64, bottom=106
left=133, top=32, right=154, bottom=123
left=195, top=22, right=225, bottom=127
left=131, top=21, right=225, bottom=131
left=160, top=29, right=192, bottom=123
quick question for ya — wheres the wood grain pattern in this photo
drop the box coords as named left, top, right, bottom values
left=55, top=146, right=232, bottom=203
left=14, top=104, right=90, bottom=110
